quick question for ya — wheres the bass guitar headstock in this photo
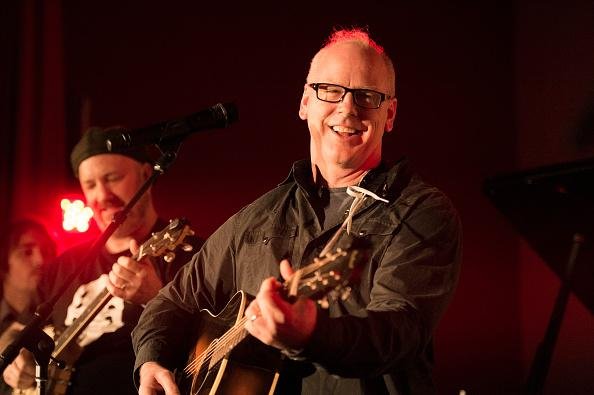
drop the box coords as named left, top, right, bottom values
left=137, top=218, right=195, bottom=262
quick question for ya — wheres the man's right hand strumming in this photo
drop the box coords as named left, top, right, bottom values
left=138, top=361, right=180, bottom=395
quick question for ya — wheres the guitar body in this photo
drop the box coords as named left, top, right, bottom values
left=184, top=240, right=370, bottom=395
left=188, top=291, right=280, bottom=395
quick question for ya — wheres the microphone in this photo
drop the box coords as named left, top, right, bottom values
left=106, top=102, right=238, bottom=150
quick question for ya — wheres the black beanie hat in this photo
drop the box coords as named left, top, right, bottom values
left=70, top=126, right=151, bottom=178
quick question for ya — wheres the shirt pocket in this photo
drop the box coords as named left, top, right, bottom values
left=351, top=216, right=397, bottom=239
left=346, top=217, right=398, bottom=305
left=237, top=226, right=297, bottom=293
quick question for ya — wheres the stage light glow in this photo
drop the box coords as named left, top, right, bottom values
left=61, top=198, right=93, bottom=232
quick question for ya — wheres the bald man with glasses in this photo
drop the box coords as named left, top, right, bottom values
left=133, top=28, right=461, bottom=395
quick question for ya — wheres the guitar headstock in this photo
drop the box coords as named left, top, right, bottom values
left=284, top=237, right=370, bottom=307
left=137, top=218, right=195, bottom=262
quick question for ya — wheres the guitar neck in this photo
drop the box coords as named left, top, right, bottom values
left=52, top=287, right=111, bottom=359
left=52, top=247, right=153, bottom=358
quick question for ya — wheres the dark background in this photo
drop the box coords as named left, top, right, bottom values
left=1, top=1, right=593, bottom=393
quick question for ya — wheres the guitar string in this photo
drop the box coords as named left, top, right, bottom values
left=184, top=315, right=250, bottom=374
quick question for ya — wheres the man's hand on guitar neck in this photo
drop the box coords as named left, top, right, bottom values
left=244, top=259, right=317, bottom=352
left=138, top=361, right=180, bottom=395
left=107, top=239, right=164, bottom=305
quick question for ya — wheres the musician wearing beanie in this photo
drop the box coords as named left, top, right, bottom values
left=3, top=127, right=201, bottom=395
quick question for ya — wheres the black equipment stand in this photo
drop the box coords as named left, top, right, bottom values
left=525, top=233, right=583, bottom=394
left=484, top=157, right=594, bottom=394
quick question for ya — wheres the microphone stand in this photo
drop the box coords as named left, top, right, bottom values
left=0, top=141, right=182, bottom=394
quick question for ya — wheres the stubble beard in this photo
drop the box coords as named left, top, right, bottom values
left=111, top=192, right=152, bottom=240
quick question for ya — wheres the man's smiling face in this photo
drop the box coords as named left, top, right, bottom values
left=299, top=41, right=397, bottom=173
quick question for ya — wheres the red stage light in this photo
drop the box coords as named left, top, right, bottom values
left=61, top=198, right=93, bottom=232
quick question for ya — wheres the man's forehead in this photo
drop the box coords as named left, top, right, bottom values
left=309, top=42, right=389, bottom=83
left=78, top=153, right=141, bottom=177
left=15, top=231, right=47, bottom=250
left=17, top=232, right=41, bottom=246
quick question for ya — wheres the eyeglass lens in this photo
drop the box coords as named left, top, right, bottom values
left=315, top=84, right=382, bottom=109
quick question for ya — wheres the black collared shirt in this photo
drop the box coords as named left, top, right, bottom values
left=133, top=159, right=462, bottom=395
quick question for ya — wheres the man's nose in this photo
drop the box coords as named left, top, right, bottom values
left=30, top=247, right=44, bottom=268
left=337, top=92, right=358, bottom=115
left=93, top=182, right=114, bottom=203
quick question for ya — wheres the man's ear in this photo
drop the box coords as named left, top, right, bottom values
left=384, top=98, right=397, bottom=133
left=298, top=84, right=309, bottom=120
left=141, top=162, right=153, bottom=180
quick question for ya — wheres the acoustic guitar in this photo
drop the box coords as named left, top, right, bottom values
left=184, top=238, right=370, bottom=395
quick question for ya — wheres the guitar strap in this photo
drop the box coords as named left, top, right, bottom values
left=320, top=159, right=413, bottom=257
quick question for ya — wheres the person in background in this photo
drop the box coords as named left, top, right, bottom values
left=0, top=219, right=56, bottom=394
left=133, top=27, right=462, bottom=395
left=3, top=128, right=201, bottom=394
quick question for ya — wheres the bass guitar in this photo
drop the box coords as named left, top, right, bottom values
left=184, top=238, right=370, bottom=395
left=45, top=218, right=195, bottom=395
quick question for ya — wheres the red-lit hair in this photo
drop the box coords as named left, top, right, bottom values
left=322, top=27, right=386, bottom=55
left=312, top=27, right=396, bottom=96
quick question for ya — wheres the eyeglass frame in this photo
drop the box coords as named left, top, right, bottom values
left=308, top=82, right=393, bottom=109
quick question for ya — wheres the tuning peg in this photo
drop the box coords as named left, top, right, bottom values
left=164, top=252, right=176, bottom=262
left=181, top=243, right=193, bottom=252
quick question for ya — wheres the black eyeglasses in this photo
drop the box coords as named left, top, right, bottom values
left=308, top=83, right=392, bottom=109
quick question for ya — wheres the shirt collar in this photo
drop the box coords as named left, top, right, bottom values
left=280, top=158, right=409, bottom=201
